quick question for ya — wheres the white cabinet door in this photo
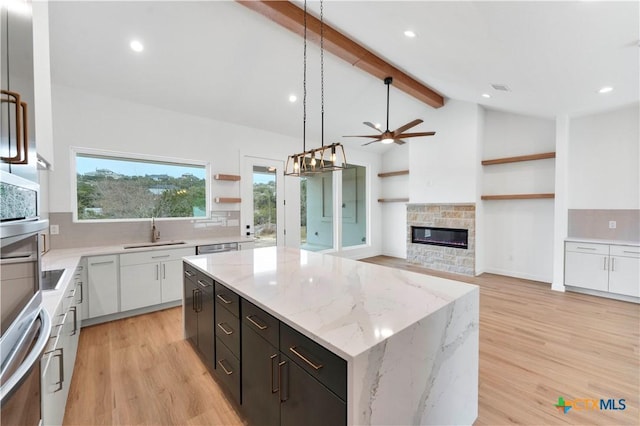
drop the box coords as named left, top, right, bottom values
left=564, top=251, right=609, bottom=291
left=609, top=256, right=640, bottom=297
left=87, top=255, right=119, bottom=318
left=120, top=263, right=161, bottom=311
left=161, top=259, right=183, bottom=303
left=41, top=351, right=66, bottom=426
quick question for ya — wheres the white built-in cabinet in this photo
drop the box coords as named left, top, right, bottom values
left=565, top=241, right=640, bottom=298
left=120, top=247, right=194, bottom=311
left=86, top=254, right=119, bottom=318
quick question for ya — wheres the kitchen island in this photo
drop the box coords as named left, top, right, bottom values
left=184, top=247, right=479, bottom=425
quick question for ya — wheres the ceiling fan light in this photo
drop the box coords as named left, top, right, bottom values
left=381, top=138, right=394, bottom=144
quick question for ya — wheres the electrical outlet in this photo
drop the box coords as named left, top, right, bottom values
left=609, top=221, right=617, bottom=229
left=50, top=224, right=59, bottom=235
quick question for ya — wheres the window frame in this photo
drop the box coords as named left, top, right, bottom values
left=70, top=147, right=211, bottom=223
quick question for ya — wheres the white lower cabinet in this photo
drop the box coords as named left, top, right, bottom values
left=42, top=278, right=83, bottom=425
left=87, top=255, right=119, bottom=318
left=120, top=247, right=194, bottom=311
left=565, top=242, right=640, bottom=298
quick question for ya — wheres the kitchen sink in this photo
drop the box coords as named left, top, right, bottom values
left=123, top=240, right=187, bottom=249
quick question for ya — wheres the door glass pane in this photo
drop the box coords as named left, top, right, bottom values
left=300, top=171, right=333, bottom=251
left=253, top=166, right=277, bottom=248
left=342, top=165, right=366, bottom=247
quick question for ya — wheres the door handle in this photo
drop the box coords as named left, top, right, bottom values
left=191, top=289, right=196, bottom=312
left=0, top=90, right=28, bottom=164
left=611, top=257, right=615, bottom=272
left=163, top=263, right=166, bottom=279
left=278, top=360, right=288, bottom=402
left=78, top=282, right=84, bottom=303
left=156, top=264, right=160, bottom=280
left=270, top=354, right=279, bottom=393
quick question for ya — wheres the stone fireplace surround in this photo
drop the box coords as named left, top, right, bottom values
left=407, top=204, right=476, bottom=275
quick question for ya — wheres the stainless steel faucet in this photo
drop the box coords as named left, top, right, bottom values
left=151, top=217, right=160, bottom=242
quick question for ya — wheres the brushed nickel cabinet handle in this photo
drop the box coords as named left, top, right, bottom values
left=576, top=247, right=597, bottom=251
left=603, top=257, right=608, bottom=271
left=152, top=254, right=170, bottom=259
left=197, top=279, right=210, bottom=288
left=270, top=354, right=279, bottom=393
left=78, top=282, right=84, bottom=303
left=70, top=306, right=77, bottom=336
left=289, top=346, right=323, bottom=370
left=611, top=257, right=615, bottom=272
left=163, top=264, right=166, bottom=279
left=216, top=294, right=232, bottom=304
left=217, top=359, right=233, bottom=375
left=623, top=250, right=639, bottom=255
left=90, top=260, right=114, bottom=266
left=55, top=347, right=64, bottom=392
left=184, top=270, right=194, bottom=277
left=245, top=315, right=267, bottom=330
left=216, top=322, right=233, bottom=335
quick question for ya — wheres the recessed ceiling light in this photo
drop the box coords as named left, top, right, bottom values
left=598, top=86, right=613, bottom=94
left=491, top=84, right=511, bottom=92
left=482, top=93, right=491, bottom=98
left=404, top=30, right=416, bottom=38
left=289, top=94, right=297, bottom=103
left=129, top=40, right=144, bottom=53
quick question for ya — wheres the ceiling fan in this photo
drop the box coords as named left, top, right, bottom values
left=344, top=76, right=436, bottom=146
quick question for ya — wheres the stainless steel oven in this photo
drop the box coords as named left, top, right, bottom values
left=1, top=171, right=50, bottom=426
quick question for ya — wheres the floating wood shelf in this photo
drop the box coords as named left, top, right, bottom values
left=481, top=152, right=556, bottom=166
left=215, top=197, right=241, bottom=203
left=378, top=170, right=409, bottom=178
left=214, top=174, right=241, bottom=181
left=378, top=198, right=410, bottom=203
left=481, top=193, right=555, bottom=200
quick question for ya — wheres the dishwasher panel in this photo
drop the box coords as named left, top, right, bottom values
left=196, top=243, right=239, bottom=255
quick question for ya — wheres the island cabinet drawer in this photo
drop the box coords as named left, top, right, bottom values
left=183, top=263, right=198, bottom=282
left=215, top=282, right=239, bottom=317
left=242, top=299, right=279, bottom=347
left=215, top=303, right=240, bottom=356
left=280, top=323, right=347, bottom=402
left=610, top=245, right=640, bottom=258
left=215, top=337, right=240, bottom=405
left=565, top=242, right=609, bottom=255
left=121, top=247, right=194, bottom=266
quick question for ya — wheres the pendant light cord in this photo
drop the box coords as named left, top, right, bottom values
left=303, top=0, right=307, bottom=152
left=320, top=0, right=324, bottom=148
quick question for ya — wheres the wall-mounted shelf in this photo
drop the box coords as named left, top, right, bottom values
left=215, top=197, right=241, bottom=203
left=481, top=152, right=555, bottom=166
left=481, top=193, right=555, bottom=200
left=378, top=198, right=409, bottom=203
left=214, top=174, right=241, bottom=181
left=378, top=170, right=409, bottom=178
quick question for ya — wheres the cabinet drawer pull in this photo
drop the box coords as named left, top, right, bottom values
left=576, top=246, right=597, bottom=251
left=216, top=322, right=234, bottom=335
left=90, top=260, right=114, bottom=266
left=152, top=254, right=170, bottom=259
left=70, top=306, right=78, bottom=336
left=245, top=315, right=268, bottom=330
left=623, top=250, right=639, bottom=255
left=270, top=354, right=279, bottom=393
left=217, top=359, right=233, bottom=375
left=184, top=270, right=195, bottom=277
left=197, top=279, right=210, bottom=288
left=216, top=294, right=233, bottom=304
left=289, top=346, right=323, bottom=370
left=603, top=257, right=608, bottom=271
left=78, top=282, right=84, bottom=303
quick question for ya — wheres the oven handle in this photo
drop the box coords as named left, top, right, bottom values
left=0, top=309, right=52, bottom=403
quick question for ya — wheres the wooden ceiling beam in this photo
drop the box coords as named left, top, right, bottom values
left=236, top=1, right=445, bottom=109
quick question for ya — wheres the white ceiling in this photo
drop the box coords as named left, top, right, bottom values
left=48, top=1, right=639, bottom=154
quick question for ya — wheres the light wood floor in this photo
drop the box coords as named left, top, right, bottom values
left=64, top=256, right=639, bottom=425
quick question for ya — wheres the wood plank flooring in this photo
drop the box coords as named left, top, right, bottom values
left=64, top=256, right=639, bottom=425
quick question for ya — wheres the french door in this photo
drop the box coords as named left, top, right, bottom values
left=241, top=157, right=285, bottom=248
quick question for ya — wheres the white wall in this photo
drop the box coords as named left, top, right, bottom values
left=380, top=144, right=409, bottom=258
left=568, top=103, right=640, bottom=209
left=409, top=100, right=482, bottom=203
left=48, top=85, right=381, bottom=256
left=482, top=109, right=556, bottom=283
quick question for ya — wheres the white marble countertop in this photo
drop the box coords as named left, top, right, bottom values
left=565, top=237, right=640, bottom=246
left=40, top=235, right=254, bottom=317
left=184, top=247, right=478, bottom=361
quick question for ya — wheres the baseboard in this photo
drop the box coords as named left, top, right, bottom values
left=565, top=286, right=639, bottom=304
left=81, top=300, right=182, bottom=327
left=482, top=267, right=551, bottom=284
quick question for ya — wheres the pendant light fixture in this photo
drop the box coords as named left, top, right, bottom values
left=285, top=0, right=348, bottom=177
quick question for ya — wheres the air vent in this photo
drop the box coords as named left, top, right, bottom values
left=491, top=84, right=511, bottom=92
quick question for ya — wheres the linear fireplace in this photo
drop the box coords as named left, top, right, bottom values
left=411, top=226, right=468, bottom=249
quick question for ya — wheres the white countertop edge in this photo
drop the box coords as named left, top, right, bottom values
left=565, top=237, right=640, bottom=246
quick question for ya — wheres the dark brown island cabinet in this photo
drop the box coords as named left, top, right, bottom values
left=183, top=263, right=215, bottom=367
left=183, top=263, right=347, bottom=426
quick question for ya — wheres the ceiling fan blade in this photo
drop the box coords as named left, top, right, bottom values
left=363, top=122, right=382, bottom=132
left=362, top=140, right=381, bottom=146
left=343, top=134, right=383, bottom=139
left=393, top=119, right=423, bottom=135
left=394, top=139, right=407, bottom=145
left=396, top=131, right=436, bottom=138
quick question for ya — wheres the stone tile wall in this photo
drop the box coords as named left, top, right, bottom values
left=407, top=204, right=475, bottom=275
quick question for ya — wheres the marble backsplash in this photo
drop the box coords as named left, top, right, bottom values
left=0, top=180, right=37, bottom=220
left=48, top=211, right=241, bottom=249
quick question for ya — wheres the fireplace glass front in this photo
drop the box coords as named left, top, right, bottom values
left=411, top=226, right=468, bottom=249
